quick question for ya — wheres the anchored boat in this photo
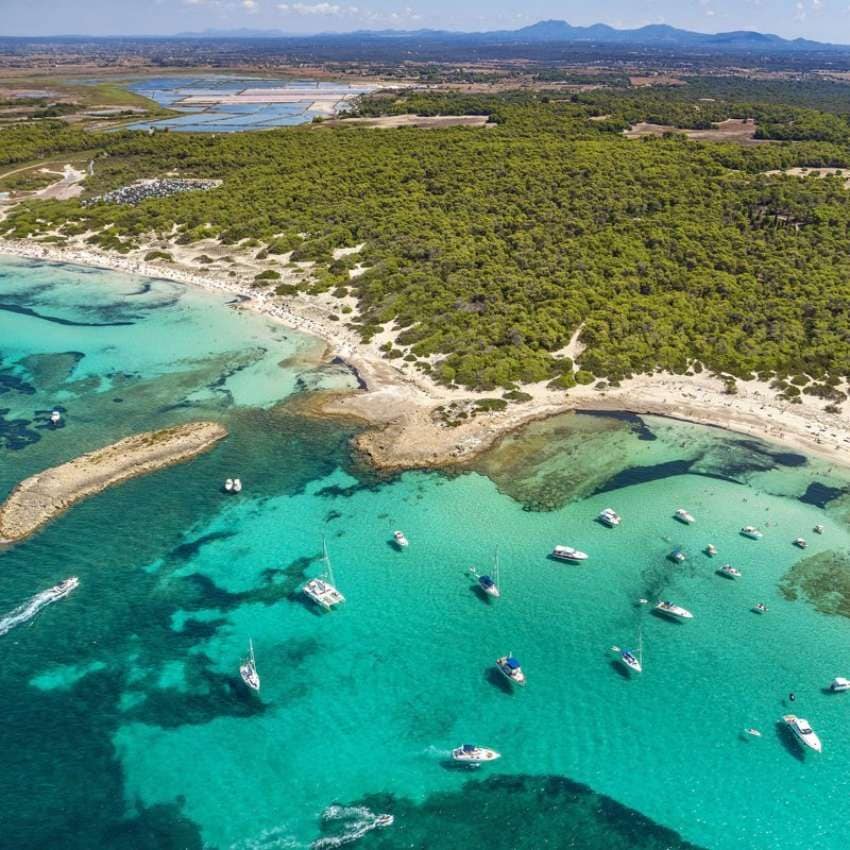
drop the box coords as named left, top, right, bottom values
left=240, top=638, right=260, bottom=691
left=783, top=715, right=822, bottom=753
left=718, top=564, right=742, bottom=580
left=598, top=508, right=621, bottom=527
left=655, top=600, right=693, bottom=620
left=451, top=744, right=501, bottom=765
left=674, top=508, right=695, bottom=524
left=303, top=539, right=345, bottom=610
left=551, top=545, right=588, bottom=562
left=741, top=526, right=763, bottom=540
left=496, top=653, right=526, bottom=686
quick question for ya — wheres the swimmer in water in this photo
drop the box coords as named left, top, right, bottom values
left=789, top=692, right=796, bottom=702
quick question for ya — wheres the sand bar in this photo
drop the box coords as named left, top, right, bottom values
left=0, top=421, right=227, bottom=544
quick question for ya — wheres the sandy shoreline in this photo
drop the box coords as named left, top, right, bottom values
left=3, top=236, right=850, bottom=471
left=0, top=421, right=228, bottom=544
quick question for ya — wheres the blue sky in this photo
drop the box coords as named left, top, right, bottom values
left=1, top=0, right=845, bottom=40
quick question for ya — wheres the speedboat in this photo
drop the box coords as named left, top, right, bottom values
left=705, top=544, right=718, bottom=557
left=598, top=508, right=621, bottom=527
left=741, top=526, right=763, bottom=540
left=620, top=648, right=642, bottom=673
left=374, top=814, right=394, bottom=828
left=496, top=654, right=527, bottom=686
left=451, top=744, right=501, bottom=765
left=232, top=478, right=243, bottom=493
left=718, top=564, right=742, bottom=579
left=674, top=508, right=695, bottom=524
left=752, top=602, right=768, bottom=614
left=47, top=577, right=79, bottom=600
left=814, top=524, right=824, bottom=535
left=830, top=677, right=850, bottom=692
left=783, top=715, right=822, bottom=753
left=393, top=530, right=409, bottom=548
left=303, top=540, right=345, bottom=610
left=793, top=537, right=807, bottom=549
left=670, top=548, right=686, bottom=563
left=654, top=600, right=693, bottom=620
left=239, top=638, right=260, bottom=691
left=552, top=545, right=589, bottom=562
left=744, top=728, right=762, bottom=738
left=50, top=409, right=62, bottom=425
left=224, top=478, right=234, bottom=492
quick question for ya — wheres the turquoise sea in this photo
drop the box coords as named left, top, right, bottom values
left=3, top=254, right=850, bottom=850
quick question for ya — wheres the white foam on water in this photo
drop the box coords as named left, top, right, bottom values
left=0, top=584, right=74, bottom=637
left=311, top=806, right=393, bottom=849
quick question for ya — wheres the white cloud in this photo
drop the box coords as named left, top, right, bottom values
left=277, top=2, right=343, bottom=13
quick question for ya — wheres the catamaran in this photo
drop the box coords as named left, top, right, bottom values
left=654, top=600, right=693, bottom=620
left=551, top=545, right=589, bottom=562
left=240, top=638, right=260, bottom=691
left=718, top=564, right=742, bottom=579
left=393, top=530, right=409, bottom=548
left=741, top=526, right=763, bottom=540
left=496, top=653, right=526, bottom=686
left=451, top=744, right=501, bottom=765
left=814, top=524, right=825, bottom=535
left=598, top=508, right=621, bottom=527
left=793, top=537, right=807, bottom=549
left=475, top=549, right=501, bottom=598
left=674, top=508, right=695, bottom=524
left=783, top=715, right=822, bottom=753
left=705, top=544, right=718, bottom=557
left=303, top=539, right=345, bottom=610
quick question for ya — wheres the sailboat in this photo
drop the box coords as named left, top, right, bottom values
left=303, top=538, right=345, bottom=610
left=240, top=638, right=260, bottom=691
left=614, top=627, right=643, bottom=673
left=477, top=548, right=501, bottom=598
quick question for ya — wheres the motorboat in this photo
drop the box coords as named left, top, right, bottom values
left=674, top=508, right=695, bottom=524
left=598, top=508, right=621, bottom=527
left=654, top=600, right=693, bottom=620
left=744, top=728, right=762, bottom=738
left=793, top=537, right=807, bottom=549
left=741, top=526, right=763, bottom=540
left=47, top=577, right=79, bottom=600
left=551, top=545, right=589, bottom=562
left=496, top=654, right=527, bottom=686
left=830, top=677, right=850, bottom=692
left=232, top=478, right=243, bottom=493
left=718, top=564, right=742, bottom=579
left=814, top=524, right=825, bottom=534
left=783, top=715, right=822, bottom=753
left=705, top=544, right=718, bottom=557
left=670, top=549, right=686, bottom=563
left=451, top=744, right=501, bottom=765
left=303, top=540, right=345, bottom=610
left=239, top=638, right=260, bottom=691
left=393, top=530, right=409, bottom=548
left=50, top=409, right=62, bottom=425
left=752, top=602, right=768, bottom=614
left=374, top=815, right=394, bottom=828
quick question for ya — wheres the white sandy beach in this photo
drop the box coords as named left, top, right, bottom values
left=2, top=234, right=849, bottom=471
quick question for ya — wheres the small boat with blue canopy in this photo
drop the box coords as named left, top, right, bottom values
left=496, top=653, right=526, bottom=686
left=473, top=548, right=501, bottom=598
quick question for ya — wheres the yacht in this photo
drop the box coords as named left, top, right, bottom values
left=496, top=654, right=527, bottom=686
left=674, top=508, right=695, bottom=525
left=232, top=478, right=243, bottom=493
left=654, top=600, right=693, bottom=620
left=303, top=540, right=345, bottom=610
left=451, top=744, right=501, bottom=765
left=783, top=715, right=822, bottom=753
left=793, top=537, right=807, bottom=549
left=752, top=602, right=768, bottom=614
left=47, top=576, right=79, bottom=600
left=705, top=544, right=718, bottom=557
left=239, top=638, right=260, bottom=691
left=718, top=564, right=742, bottom=579
left=475, top=549, right=501, bottom=598
left=49, top=409, right=62, bottom=425
left=830, top=677, right=850, bottom=693
left=551, top=545, right=589, bottom=562
left=741, top=526, right=763, bottom=540
left=670, top=548, right=686, bottom=563
left=619, top=645, right=642, bottom=674
left=598, top=508, right=621, bottom=527
left=814, top=524, right=825, bottom=535
left=393, top=530, right=409, bottom=548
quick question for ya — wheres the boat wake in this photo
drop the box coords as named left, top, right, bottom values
left=311, top=805, right=394, bottom=849
left=0, top=577, right=79, bottom=638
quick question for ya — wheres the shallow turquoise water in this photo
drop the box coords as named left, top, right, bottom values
left=3, top=256, right=850, bottom=850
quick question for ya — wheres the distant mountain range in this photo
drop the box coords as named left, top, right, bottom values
left=173, top=20, right=842, bottom=51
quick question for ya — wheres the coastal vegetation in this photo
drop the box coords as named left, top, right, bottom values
left=8, top=83, right=850, bottom=390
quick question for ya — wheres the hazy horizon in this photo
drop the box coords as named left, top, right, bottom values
left=1, top=0, right=846, bottom=42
